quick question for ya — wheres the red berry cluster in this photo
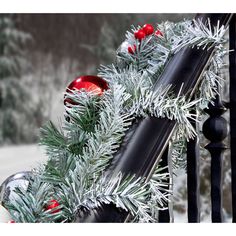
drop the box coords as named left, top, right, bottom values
left=128, top=24, right=163, bottom=54
left=45, top=199, right=60, bottom=214
left=135, top=24, right=154, bottom=41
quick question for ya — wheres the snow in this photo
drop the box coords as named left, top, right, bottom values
left=0, top=144, right=47, bottom=185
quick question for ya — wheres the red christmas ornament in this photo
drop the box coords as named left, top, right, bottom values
left=142, top=24, right=154, bottom=35
left=45, top=199, right=60, bottom=214
left=155, top=30, right=163, bottom=37
left=128, top=44, right=137, bottom=54
left=134, top=29, right=146, bottom=41
left=64, top=75, right=109, bottom=106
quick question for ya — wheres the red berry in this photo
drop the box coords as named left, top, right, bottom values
left=142, top=24, right=154, bottom=35
left=8, top=220, right=15, bottom=223
left=155, top=30, right=163, bottom=37
left=45, top=199, right=60, bottom=214
left=134, top=31, right=139, bottom=38
left=134, top=29, right=146, bottom=41
left=128, top=45, right=136, bottom=54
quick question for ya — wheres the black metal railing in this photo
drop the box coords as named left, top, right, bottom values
left=77, top=13, right=235, bottom=223
left=187, top=113, right=200, bottom=222
left=229, top=14, right=236, bottom=223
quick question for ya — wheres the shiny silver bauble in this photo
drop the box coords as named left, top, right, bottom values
left=0, top=171, right=31, bottom=205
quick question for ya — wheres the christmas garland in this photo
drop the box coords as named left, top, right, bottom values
left=4, top=18, right=228, bottom=223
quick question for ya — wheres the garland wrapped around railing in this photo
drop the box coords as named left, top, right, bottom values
left=3, top=13, right=233, bottom=223
left=78, top=13, right=232, bottom=223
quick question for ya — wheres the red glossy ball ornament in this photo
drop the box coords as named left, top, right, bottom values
left=45, top=199, right=60, bottom=214
left=134, top=29, right=146, bottom=41
left=142, top=24, right=154, bottom=35
left=64, top=75, right=109, bottom=106
left=128, top=44, right=136, bottom=54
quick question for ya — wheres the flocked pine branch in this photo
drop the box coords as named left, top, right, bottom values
left=73, top=84, right=133, bottom=184
left=40, top=121, right=67, bottom=158
left=170, top=127, right=188, bottom=170
left=56, top=170, right=170, bottom=223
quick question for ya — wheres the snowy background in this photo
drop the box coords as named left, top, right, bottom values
left=0, top=13, right=232, bottom=222
left=0, top=144, right=46, bottom=184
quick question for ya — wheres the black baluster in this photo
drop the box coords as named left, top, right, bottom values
left=202, top=96, right=228, bottom=222
left=187, top=111, right=200, bottom=222
left=158, top=147, right=171, bottom=223
left=229, top=14, right=236, bottom=223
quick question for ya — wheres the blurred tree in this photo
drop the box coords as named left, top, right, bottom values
left=0, top=16, right=30, bottom=78
left=0, top=15, right=43, bottom=145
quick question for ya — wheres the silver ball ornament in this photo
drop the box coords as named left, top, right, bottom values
left=0, top=171, right=31, bottom=205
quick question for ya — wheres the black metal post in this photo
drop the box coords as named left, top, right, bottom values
left=202, top=96, right=228, bottom=222
left=158, top=147, right=170, bottom=222
left=229, top=14, right=236, bottom=223
left=187, top=114, right=200, bottom=222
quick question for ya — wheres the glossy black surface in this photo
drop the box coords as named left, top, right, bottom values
left=229, top=14, right=236, bottom=223
left=158, top=147, right=170, bottom=222
left=187, top=113, right=200, bottom=222
left=203, top=97, right=229, bottom=222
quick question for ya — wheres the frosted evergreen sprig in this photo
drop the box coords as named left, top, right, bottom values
left=169, top=127, right=188, bottom=170
left=57, top=170, right=170, bottom=223
left=198, top=46, right=229, bottom=109
left=74, top=84, right=133, bottom=185
left=170, top=19, right=228, bottom=53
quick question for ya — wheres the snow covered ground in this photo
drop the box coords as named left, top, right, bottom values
left=0, top=144, right=47, bottom=185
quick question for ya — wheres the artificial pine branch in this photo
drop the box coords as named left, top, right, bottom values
left=58, top=171, right=170, bottom=222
